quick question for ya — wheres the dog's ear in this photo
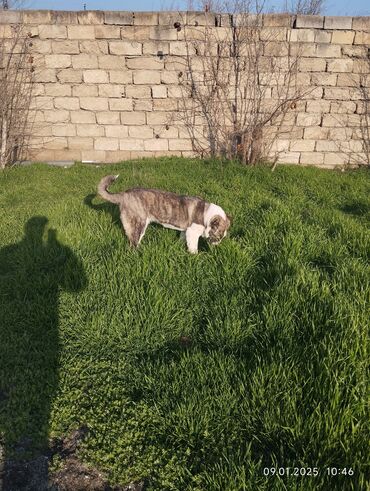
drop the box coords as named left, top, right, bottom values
left=210, top=215, right=221, bottom=229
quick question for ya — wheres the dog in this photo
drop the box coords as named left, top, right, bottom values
left=98, top=175, right=231, bottom=254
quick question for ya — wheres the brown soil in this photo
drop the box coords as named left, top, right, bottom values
left=0, top=426, right=145, bottom=491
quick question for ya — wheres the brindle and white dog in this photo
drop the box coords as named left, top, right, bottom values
left=98, top=175, right=231, bottom=253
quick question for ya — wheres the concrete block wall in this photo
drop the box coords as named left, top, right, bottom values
left=0, top=10, right=369, bottom=167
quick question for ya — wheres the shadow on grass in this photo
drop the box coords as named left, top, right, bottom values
left=84, top=193, right=121, bottom=229
left=339, top=201, right=370, bottom=219
left=0, top=217, right=86, bottom=490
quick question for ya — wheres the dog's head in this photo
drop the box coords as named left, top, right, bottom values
left=205, top=214, right=232, bottom=245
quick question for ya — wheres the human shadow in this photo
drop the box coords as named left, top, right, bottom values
left=84, top=193, right=121, bottom=229
left=0, top=217, right=86, bottom=490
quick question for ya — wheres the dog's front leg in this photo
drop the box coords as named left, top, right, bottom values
left=185, top=224, right=204, bottom=254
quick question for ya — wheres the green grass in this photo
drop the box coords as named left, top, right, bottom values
left=0, top=158, right=369, bottom=490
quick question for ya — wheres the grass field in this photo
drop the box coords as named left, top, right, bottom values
left=0, top=158, right=369, bottom=490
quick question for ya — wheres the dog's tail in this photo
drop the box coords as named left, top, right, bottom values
left=97, top=175, right=121, bottom=203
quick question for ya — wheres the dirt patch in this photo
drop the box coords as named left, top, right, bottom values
left=0, top=426, right=145, bottom=491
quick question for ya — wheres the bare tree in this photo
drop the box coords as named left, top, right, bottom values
left=282, top=0, right=325, bottom=15
left=0, top=24, right=35, bottom=168
left=175, top=0, right=307, bottom=166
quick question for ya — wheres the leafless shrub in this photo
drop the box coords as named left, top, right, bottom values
left=175, top=0, right=308, bottom=166
left=0, top=23, right=35, bottom=168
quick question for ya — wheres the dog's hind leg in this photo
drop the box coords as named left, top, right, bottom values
left=120, top=213, right=148, bottom=248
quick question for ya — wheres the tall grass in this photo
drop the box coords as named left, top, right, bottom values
left=0, top=159, right=369, bottom=490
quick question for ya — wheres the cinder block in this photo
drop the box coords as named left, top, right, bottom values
left=133, top=71, right=161, bottom=85
left=128, top=126, right=154, bottom=138
left=44, top=110, right=70, bottom=123
left=158, top=11, right=186, bottom=26
left=322, top=114, right=344, bottom=127
left=0, top=10, right=22, bottom=24
left=98, top=84, right=125, bottom=98
left=95, top=25, right=121, bottom=39
left=154, top=125, right=178, bottom=138
left=125, top=85, right=151, bottom=98
left=168, top=139, right=193, bottom=151
left=354, top=31, right=370, bottom=45
left=297, top=113, right=322, bottom=126
left=80, top=41, right=109, bottom=55
left=263, top=14, right=293, bottom=27
left=108, top=99, right=133, bottom=111
left=77, top=10, right=104, bottom=24
left=315, top=140, right=338, bottom=151
left=260, top=27, right=287, bottom=42
left=126, top=57, right=164, bottom=70
left=336, top=73, right=360, bottom=87
left=120, top=112, right=146, bottom=125
left=80, top=97, right=109, bottom=111
left=143, top=41, right=170, bottom=55
left=109, top=70, right=133, bottom=84
left=352, top=17, right=370, bottom=31
left=45, top=55, right=71, bottom=69
left=296, top=15, right=324, bottom=29
left=289, top=28, right=314, bottom=42
left=52, top=41, right=80, bottom=54
left=170, top=41, right=196, bottom=56
left=119, top=139, right=144, bottom=150
left=122, top=26, right=151, bottom=41
left=311, top=73, right=337, bottom=86
left=70, top=111, right=96, bottom=124
left=39, top=25, right=67, bottom=39
left=152, top=85, right=167, bottom=98
left=23, top=10, right=52, bottom=24
left=144, top=138, right=169, bottom=151
left=35, top=69, right=57, bottom=83
left=109, top=41, right=142, bottom=55
left=105, top=126, right=129, bottom=138
left=83, top=70, right=109, bottom=84
left=264, top=42, right=289, bottom=57
left=96, top=112, right=121, bottom=124
left=324, top=16, right=352, bottom=30
left=323, top=152, right=349, bottom=165
left=327, top=59, right=353, bottom=73
left=105, top=150, right=132, bottom=161
left=331, top=101, right=357, bottom=113
left=150, top=26, right=178, bottom=41
left=77, top=125, right=105, bottom=137
left=315, top=30, right=332, bottom=43
left=67, top=137, right=93, bottom=150
left=99, top=55, right=126, bottom=70
left=304, top=127, right=329, bottom=139
left=51, top=11, right=78, bottom=24
left=54, top=97, right=80, bottom=110
left=342, top=46, right=367, bottom=58
left=278, top=152, right=300, bottom=163
left=29, top=40, right=52, bottom=55
left=133, top=12, right=159, bottom=26
left=306, top=100, right=331, bottom=112
left=94, top=138, right=119, bottom=151
left=134, top=100, right=153, bottom=111
left=72, top=85, right=98, bottom=97
left=299, top=58, right=326, bottom=72
left=68, top=26, right=95, bottom=40
left=315, top=44, right=341, bottom=57
left=81, top=150, right=106, bottom=161
left=153, top=99, right=178, bottom=111
left=299, top=152, right=324, bottom=164
left=290, top=140, right=316, bottom=151
left=72, top=54, right=98, bottom=69
left=146, top=112, right=170, bottom=125
left=105, top=11, right=133, bottom=25
left=331, top=31, right=355, bottom=44
left=52, top=124, right=76, bottom=137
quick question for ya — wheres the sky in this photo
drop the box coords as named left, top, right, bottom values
left=15, top=0, right=370, bottom=16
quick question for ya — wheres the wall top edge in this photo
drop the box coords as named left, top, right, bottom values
left=0, top=9, right=369, bottom=30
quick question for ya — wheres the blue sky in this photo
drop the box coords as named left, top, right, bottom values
left=20, top=0, right=370, bottom=16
